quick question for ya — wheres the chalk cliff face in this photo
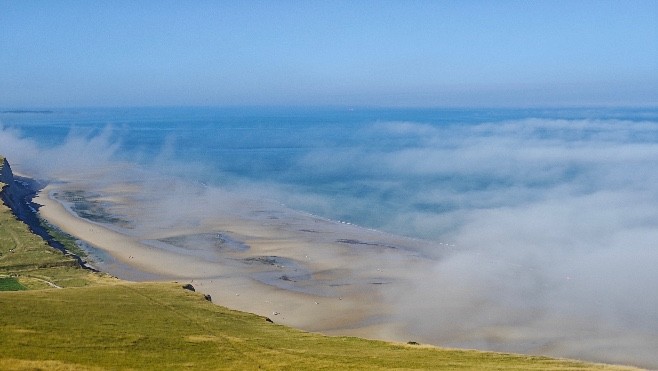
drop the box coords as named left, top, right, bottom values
left=0, top=157, right=20, bottom=210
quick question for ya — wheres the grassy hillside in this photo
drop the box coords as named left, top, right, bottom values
left=0, top=156, right=639, bottom=370
left=0, top=282, right=636, bottom=371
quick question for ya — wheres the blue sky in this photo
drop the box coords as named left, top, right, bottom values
left=1, top=1, right=657, bottom=107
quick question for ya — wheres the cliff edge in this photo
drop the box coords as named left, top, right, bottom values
left=1, top=156, right=94, bottom=270
left=0, top=156, right=21, bottom=211
left=0, top=156, right=11, bottom=185
left=0, top=156, right=36, bottom=222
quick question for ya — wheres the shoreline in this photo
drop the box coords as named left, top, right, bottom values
left=33, top=181, right=438, bottom=342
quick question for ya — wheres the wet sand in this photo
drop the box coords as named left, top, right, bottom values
left=34, top=182, right=442, bottom=342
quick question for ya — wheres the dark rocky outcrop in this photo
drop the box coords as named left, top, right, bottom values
left=182, top=283, right=195, bottom=292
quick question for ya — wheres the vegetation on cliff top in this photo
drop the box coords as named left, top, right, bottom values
left=0, top=161, right=103, bottom=289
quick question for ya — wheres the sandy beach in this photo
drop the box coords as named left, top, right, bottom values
left=27, top=176, right=658, bottom=369
left=34, top=181, right=442, bottom=342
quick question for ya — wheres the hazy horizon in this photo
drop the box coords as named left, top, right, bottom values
left=2, top=1, right=657, bottom=108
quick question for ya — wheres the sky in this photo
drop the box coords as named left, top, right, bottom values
left=1, top=1, right=657, bottom=107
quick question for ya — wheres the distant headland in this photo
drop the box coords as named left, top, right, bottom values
left=1, top=110, right=54, bottom=114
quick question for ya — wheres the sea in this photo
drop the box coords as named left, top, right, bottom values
left=2, top=106, right=658, bottom=367
left=2, top=106, right=657, bottom=239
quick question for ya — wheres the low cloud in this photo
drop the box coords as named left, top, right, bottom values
left=357, top=119, right=658, bottom=367
left=266, top=117, right=658, bottom=366
left=3, top=116, right=658, bottom=367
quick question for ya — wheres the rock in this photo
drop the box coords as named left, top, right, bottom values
left=407, top=341, right=420, bottom=345
left=182, top=283, right=195, bottom=292
left=265, top=317, right=274, bottom=323
left=203, top=294, right=212, bottom=302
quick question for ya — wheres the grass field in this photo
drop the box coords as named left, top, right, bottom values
left=0, top=282, right=637, bottom=370
left=0, top=156, right=640, bottom=370
left=0, top=276, right=26, bottom=291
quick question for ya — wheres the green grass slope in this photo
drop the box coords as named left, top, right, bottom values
left=0, top=276, right=26, bottom=290
left=0, top=282, right=636, bottom=371
left=0, top=183, right=103, bottom=290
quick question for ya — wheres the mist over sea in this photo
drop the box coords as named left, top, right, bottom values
left=3, top=107, right=657, bottom=237
left=2, top=106, right=658, bottom=367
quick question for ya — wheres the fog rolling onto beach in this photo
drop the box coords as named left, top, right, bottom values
left=2, top=108, right=658, bottom=366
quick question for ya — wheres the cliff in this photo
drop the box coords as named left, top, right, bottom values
left=0, top=156, right=21, bottom=212
left=0, top=156, right=11, bottom=187
left=0, top=156, right=36, bottom=222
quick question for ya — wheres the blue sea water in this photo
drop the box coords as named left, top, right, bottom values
left=2, top=106, right=658, bottom=240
